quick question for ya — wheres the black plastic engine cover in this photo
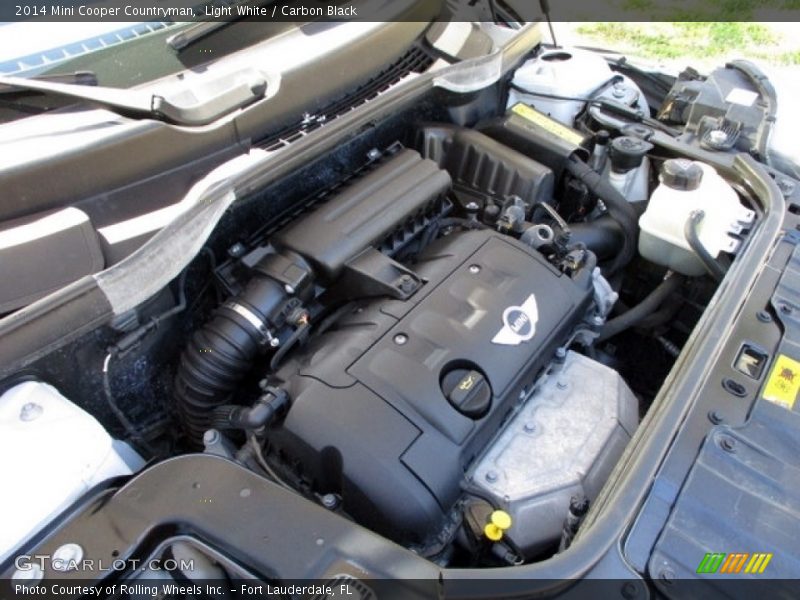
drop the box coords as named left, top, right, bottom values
left=270, top=230, right=594, bottom=544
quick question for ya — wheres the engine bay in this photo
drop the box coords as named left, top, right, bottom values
left=1, top=42, right=768, bottom=576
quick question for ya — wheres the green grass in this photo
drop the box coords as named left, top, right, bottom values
left=614, top=0, right=800, bottom=19
left=575, top=22, right=782, bottom=62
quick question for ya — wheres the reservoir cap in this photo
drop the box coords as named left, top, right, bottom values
left=609, top=136, right=653, bottom=173
left=661, top=158, right=704, bottom=191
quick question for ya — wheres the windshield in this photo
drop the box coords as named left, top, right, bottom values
left=0, top=17, right=295, bottom=88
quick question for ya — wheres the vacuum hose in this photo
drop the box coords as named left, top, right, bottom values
left=598, top=273, right=684, bottom=342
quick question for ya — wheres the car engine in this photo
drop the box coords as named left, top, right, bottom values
left=168, top=131, right=637, bottom=560
left=0, top=41, right=764, bottom=574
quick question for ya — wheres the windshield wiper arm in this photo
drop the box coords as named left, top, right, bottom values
left=0, top=70, right=266, bottom=126
left=167, top=0, right=277, bottom=51
left=0, top=70, right=99, bottom=94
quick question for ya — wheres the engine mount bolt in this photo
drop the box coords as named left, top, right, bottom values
left=485, top=470, right=498, bottom=483
left=12, top=563, right=44, bottom=585
left=321, top=494, right=339, bottom=509
left=19, top=402, right=43, bottom=422
left=52, top=543, right=84, bottom=572
left=469, top=264, right=481, bottom=274
left=393, top=333, right=408, bottom=345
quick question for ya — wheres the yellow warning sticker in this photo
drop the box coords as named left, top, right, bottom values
left=762, top=354, right=800, bottom=410
left=511, top=103, right=586, bottom=146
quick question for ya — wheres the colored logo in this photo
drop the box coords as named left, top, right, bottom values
left=492, top=294, right=539, bottom=346
left=696, top=552, right=772, bottom=574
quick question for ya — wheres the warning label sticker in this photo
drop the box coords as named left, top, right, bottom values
left=762, top=354, right=800, bottom=410
left=510, top=103, right=586, bottom=146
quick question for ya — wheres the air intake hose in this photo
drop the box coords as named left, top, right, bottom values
left=564, top=156, right=639, bottom=276
left=174, top=255, right=309, bottom=446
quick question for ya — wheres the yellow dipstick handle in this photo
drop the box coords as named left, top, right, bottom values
left=484, top=510, right=512, bottom=541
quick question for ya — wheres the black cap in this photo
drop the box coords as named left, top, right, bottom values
left=442, top=368, right=491, bottom=419
left=660, top=159, right=703, bottom=191
left=608, top=136, right=653, bottom=173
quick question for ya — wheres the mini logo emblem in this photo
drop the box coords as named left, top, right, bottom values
left=492, top=294, right=538, bottom=346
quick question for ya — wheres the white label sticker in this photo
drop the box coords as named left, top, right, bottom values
left=725, top=88, right=759, bottom=107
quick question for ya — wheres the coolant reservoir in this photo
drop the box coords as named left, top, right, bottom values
left=0, top=381, right=143, bottom=562
left=638, top=159, right=755, bottom=276
left=507, top=48, right=614, bottom=126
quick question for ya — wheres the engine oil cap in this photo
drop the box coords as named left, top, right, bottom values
left=442, top=368, right=491, bottom=418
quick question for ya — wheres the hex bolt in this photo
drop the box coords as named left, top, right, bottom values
left=555, top=347, right=567, bottom=361
left=756, top=310, right=772, bottom=323
left=321, top=494, right=339, bottom=509
left=485, top=470, right=498, bottom=483
left=777, top=178, right=795, bottom=197
left=284, top=284, right=295, bottom=294
left=523, top=422, right=536, bottom=433
left=707, top=410, right=724, bottom=425
left=719, top=436, right=737, bottom=453
left=469, top=264, right=481, bottom=274
left=19, top=402, right=43, bottom=422
left=780, top=302, right=793, bottom=315
left=557, top=381, right=568, bottom=390
left=398, top=276, right=416, bottom=293
left=393, top=333, right=408, bottom=345
left=52, top=543, right=84, bottom=572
